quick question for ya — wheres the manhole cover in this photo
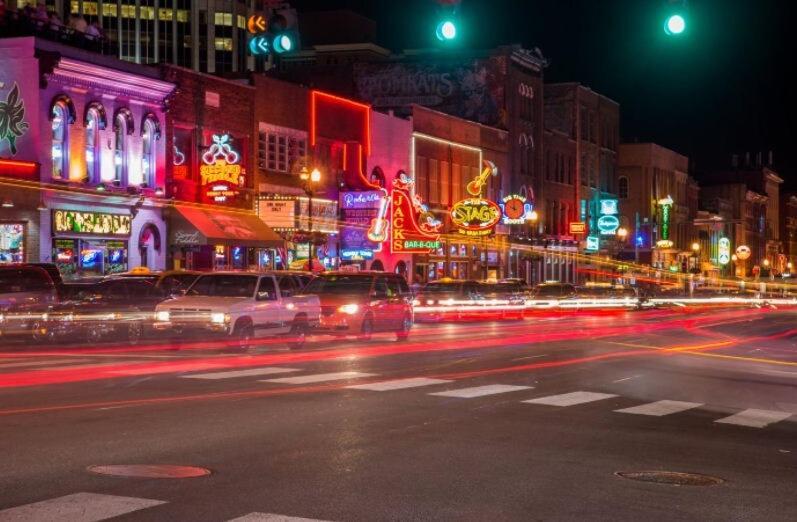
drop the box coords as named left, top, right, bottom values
left=87, top=465, right=211, bottom=479
left=615, top=471, right=724, bottom=486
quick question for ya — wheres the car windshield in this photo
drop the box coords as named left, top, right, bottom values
left=0, top=270, right=52, bottom=293
left=421, top=283, right=462, bottom=294
left=187, top=275, right=258, bottom=297
left=303, top=275, right=373, bottom=295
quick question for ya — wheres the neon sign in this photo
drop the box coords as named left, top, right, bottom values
left=718, top=237, right=731, bottom=265
left=0, top=82, right=30, bottom=156
left=53, top=210, right=131, bottom=236
left=598, top=198, right=619, bottom=236
left=658, top=195, right=673, bottom=247
left=451, top=160, right=500, bottom=237
left=200, top=134, right=243, bottom=203
left=586, top=236, right=599, bottom=251
left=390, top=172, right=441, bottom=253
left=735, top=245, right=751, bottom=260
left=500, top=194, right=533, bottom=225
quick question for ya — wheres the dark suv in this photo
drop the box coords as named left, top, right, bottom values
left=303, top=271, right=414, bottom=341
left=0, top=265, right=58, bottom=340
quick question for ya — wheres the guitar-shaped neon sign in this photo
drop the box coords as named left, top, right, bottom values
left=466, top=160, right=498, bottom=197
left=366, top=189, right=390, bottom=243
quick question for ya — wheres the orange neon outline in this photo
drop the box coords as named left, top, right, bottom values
left=390, top=187, right=440, bottom=254
left=309, top=90, right=371, bottom=155
left=0, top=159, right=37, bottom=168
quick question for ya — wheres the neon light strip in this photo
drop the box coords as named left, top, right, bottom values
left=0, top=159, right=37, bottom=168
left=410, top=132, right=483, bottom=187
left=309, top=90, right=371, bottom=155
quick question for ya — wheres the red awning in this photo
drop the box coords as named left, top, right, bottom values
left=171, top=205, right=284, bottom=248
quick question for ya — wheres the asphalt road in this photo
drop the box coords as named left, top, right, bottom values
left=1, top=307, right=797, bottom=521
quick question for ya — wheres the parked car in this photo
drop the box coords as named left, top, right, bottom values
left=277, top=270, right=315, bottom=292
left=476, top=280, right=529, bottom=319
left=0, top=265, right=58, bottom=341
left=413, top=279, right=482, bottom=322
left=109, top=269, right=202, bottom=297
left=154, top=272, right=320, bottom=350
left=531, top=282, right=577, bottom=300
left=39, top=277, right=170, bottom=344
left=303, top=271, right=413, bottom=341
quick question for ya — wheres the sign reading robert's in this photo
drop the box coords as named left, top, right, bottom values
left=53, top=210, right=131, bottom=236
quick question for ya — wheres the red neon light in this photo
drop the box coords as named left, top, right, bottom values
left=309, top=90, right=371, bottom=155
left=0, top=159, right=38, bottom=178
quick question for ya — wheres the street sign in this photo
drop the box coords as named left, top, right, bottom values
left=569, top=221, right=586, bottom=235
left=247, top=15, right=267, bottom=34
left=586, top=236, right=599, bottom=251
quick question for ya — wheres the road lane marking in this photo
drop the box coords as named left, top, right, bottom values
left=612, top=375, right=640, bottom=383
left=430, top=384, right=532, bottom=398
left=346, top=377, right=451, bottom=391
left=523, top=391, right=617, bottom=407
left=262, top=372, right=375, bottom=385
left=0, top=492, right=165, bottom=522
left=227, top=513, right=333, bottom=522
left=182, top=367, right=300, bottom=380
left=512, top=354, right=549, bottom=361
left=615, top=400, right=703, bottom=417
left=715, top=409, right=793, bottom=428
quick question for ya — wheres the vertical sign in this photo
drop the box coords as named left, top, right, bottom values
left=718, top=237, right=731, bottom=265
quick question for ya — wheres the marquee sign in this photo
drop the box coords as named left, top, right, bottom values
left=390, top=171, right=442, bottom=253
left=500, top=194, right=533, bottom=225
left=451, top=160, right=500, bottom=237
left=657, top=195, right=673, bottom=247
left=53, top=210, right=131, bottom=236
left=200, top=134, right=244, bottom=203
left=718, top=237, right=731, bottom=265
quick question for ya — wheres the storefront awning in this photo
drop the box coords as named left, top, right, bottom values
left=170, top=205, right=284, bottom=248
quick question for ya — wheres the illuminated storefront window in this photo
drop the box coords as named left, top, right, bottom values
left=51, top=103, right=68, bottom=180
left=0, top=223, right=25, bottom=264
left=114, top=113, right=128, bottom=184
left=85, top=107, right=101, bottom=183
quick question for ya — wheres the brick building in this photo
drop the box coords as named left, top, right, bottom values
left=780, top=193, right=797, bottom=273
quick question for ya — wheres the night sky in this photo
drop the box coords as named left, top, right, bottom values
left=292, top=0, right=794, bottom=187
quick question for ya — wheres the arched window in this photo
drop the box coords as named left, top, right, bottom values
left=85, top=107, right=101, bottom=183
left=113, top=111, right=132, bottom=185
left=370, top=259, right=385, bottom=272
left=369, top=166, right=385, bottom=188
left=51, top=102, right=69, bottom=179
left=618, top=176, right=629, bottom=199
left=394, top=260, right=408, bottom=278
left=141, top=116, right=159, bottom=187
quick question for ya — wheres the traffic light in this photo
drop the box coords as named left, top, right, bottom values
left=664, top=13, right=686, bottom=35
left=246, top=12, right=298, bottom=57
left=436, top=20, right=457, bottom=41
left=435, top=0, right=460, bottom=43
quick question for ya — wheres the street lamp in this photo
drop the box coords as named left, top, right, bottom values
left=300, top=167, right=322, bottom=272
left=616, top=227, right=628, bottom=240
left=691, top=242, right=700, bottom=253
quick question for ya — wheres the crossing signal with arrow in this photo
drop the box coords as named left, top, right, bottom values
left=246, top=13, right=298, bottom=57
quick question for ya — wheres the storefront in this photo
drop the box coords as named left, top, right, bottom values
left=169, top=204, right=284, bottom=271
left=257, top=194, right=339, bottom=270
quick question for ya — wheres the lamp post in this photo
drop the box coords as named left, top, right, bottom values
left=300, top=167, right=321, bottom=272
left=528, top=210, right=540, bottom=286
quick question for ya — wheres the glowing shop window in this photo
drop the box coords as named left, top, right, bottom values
left=0, top=224, right=25, bottom=264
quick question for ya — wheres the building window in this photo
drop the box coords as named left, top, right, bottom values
left=85, top=107, right=101, bottom=184
left=0, top=223, right=25, bottom=264
left=141, top=117, right=159, bottom=187
left=258, top=128, right=307, bottom=174
left=51, top=102, right=69, bottom=180
left=618, top=176, right=629, bottom=199
left=214, top=38, right=233, bottom=51
left=214, top=12, right=233, bottom=26
left=370, top=167, right=386, bottom=188
left=114, top=113, right=128, bottom=185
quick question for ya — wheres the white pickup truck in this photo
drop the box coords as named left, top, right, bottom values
left=153, top=272, right=320, bottom=350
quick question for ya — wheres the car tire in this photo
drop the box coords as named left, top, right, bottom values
left=395, top=314, right=412, bottom=341
left=288, top=319, right=308, bottom=350
left=233, top=322, right=255, bottom=351
left=358, top=315, right=374, bottom=342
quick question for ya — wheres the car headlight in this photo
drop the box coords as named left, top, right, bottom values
left=0, top=313, right=4, bottom=324
left=338, top=304, right=359, bottom=315
left=155, top=310, right=170, bottom=322
left=211, top=312, right=230, bottom=324
left=426, top=299, right=435, bottom=305
left=411, top=299, right=420, bottom=306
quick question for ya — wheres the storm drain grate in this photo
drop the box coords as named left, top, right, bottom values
left=87, top=465, right=212, bottom=479
left=615, top=471, right=724, bottom=486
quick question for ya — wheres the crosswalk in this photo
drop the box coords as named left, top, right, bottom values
left=171, top=365, right=796, bottom=431
left=0, top=493, right=330, bottom=522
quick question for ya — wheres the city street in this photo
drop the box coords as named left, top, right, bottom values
left=2, top=307, right=797, bottom=521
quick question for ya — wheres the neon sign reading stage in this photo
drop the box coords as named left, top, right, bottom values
left=451, top=160, right=500, bottom=237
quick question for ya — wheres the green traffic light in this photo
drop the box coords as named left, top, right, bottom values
left=665, top=14, right=686, bottom=35
left=436, top=20, right=457, bottom=41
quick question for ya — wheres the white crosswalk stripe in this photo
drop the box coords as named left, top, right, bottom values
left=523, top=391, right=617, bottom=407
left=182, top=367, right=300, bottom=380
left=615, top=400, right=703, bottom=417
left=0, top=492, right=165, bottom=522
left=347, top=377, right=451, bottom=391
left=227, top=513, right=333, bottom=522
left=429, top=384, right=532, bottom=398
left=262, top=372, right=375, bottom=385
left=714, top=409, right=793, bottom=428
